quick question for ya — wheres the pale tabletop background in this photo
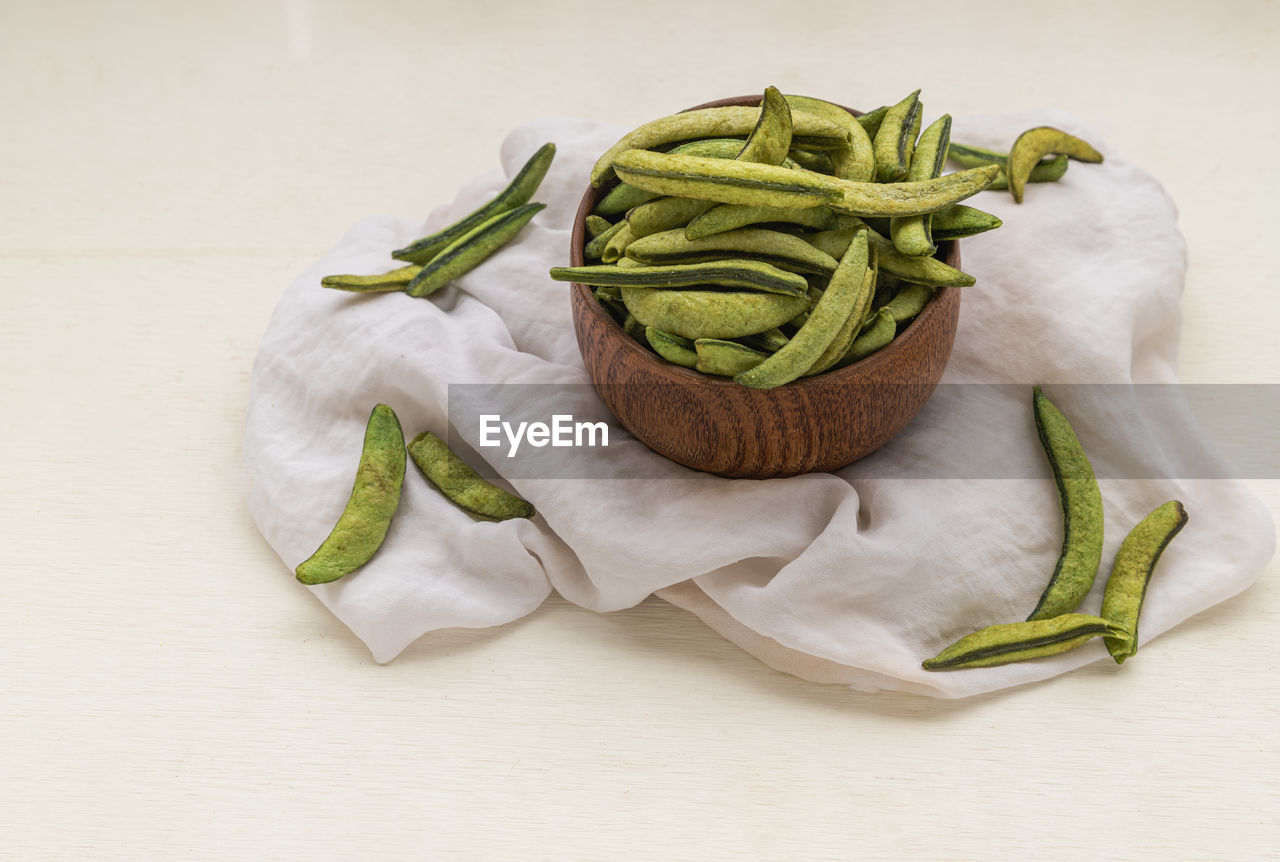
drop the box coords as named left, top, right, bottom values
left=3, top=1, right=1277, bottom=859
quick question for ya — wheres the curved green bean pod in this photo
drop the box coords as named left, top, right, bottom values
left=625, top=228, right=839, bottom=275
left=806, top=260, right=876, bottom=376
left=694, top=338, right=769, bottom=377
left=841, top=307, right=896, bottom=365
left=785, top=94, right=876, bottom=182
left=549, top=260, right=808, bottom=296
left=1026, top=387, right=1105, bottom=621
left=408, top=431, right=534, bottom=521
left=1100, top=500, right=1188, bottom=663
left=321, top=265, right=423, bottom=293
left=947, top=142, right=1070, bottom=190
left=922, top=614, right=1130, bottom=670
left=738, top=86, right=794, bottom=166
left=735, top=228, right=869, bottom=389
left=890, top=114, right=952, bottom=257
left=872, top=89, right=921, bottom=182
left=295, top=404, right=406, bottom=585
left=685, top=203, right=838, bottom=239
left=880, top=283, right=934, bottom=324
left=645, top=327, right=699, bottom=368
left=620, top=286, right=807, bottom=341
left=590, top=106, right=847, bottom=186
left=1007, top=126, right=1103, bottom=203
left=393, top=142, right=554, bottom=264
left=406, top=203, right=544, bottom=298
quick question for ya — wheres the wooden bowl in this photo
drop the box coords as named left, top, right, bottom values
left=569, top=95, right=961, bottom=478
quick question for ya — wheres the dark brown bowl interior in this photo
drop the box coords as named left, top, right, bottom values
left=569, top=95, right=961, bottom=478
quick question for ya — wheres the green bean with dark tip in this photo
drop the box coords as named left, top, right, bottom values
left=1100, top=501, right=1188, bottom=663
left=393, top=142, right=554, bottom=264
left=295, top=404, right=406, bottom=585
left=407, top=431, right=534, bottom=521
left=406, top=203, right=544, bottom=298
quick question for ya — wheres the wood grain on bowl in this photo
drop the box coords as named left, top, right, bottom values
left=568, top=95, right=961, bottom=479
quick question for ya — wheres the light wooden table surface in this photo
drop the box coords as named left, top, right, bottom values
left=3, top=1, right=1277, bottom=859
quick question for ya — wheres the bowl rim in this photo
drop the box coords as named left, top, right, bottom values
left=570, top=93, right=960, bottom=391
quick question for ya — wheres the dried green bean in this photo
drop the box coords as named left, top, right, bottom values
left=890, top=114, right=952, bottom=257
left=841, top=306, right=895, bottom=364
left=872, top=89, right=921, bottom=182
left=584, top=219, right=626, bottom=259
left=321, top=265, right=423, bottom=293
left=735, top=228, right=869, bottom=389
left=685, top=203, right=839, bottom=239
left=922, top=614, right=1130, bottom=670
left=590, top=106, right=846, bottom=186
left=549, top=260, right=808, bottom=296
left=601, top=221, right=634, bottom=263
left=1100, top=500, right=1188, bottom=663
left=625, top=227, right=839, bottom=275
left=806, top=260, right=876, bottom=376
left=645, top=327, right=699, bottom=368
left=393, top=143, right=554, bottom=264
left=880, top=283, right=934, bottom=324
left=620, top=286, right=807, bottom=341
left=785, top=94, right=876, bottom=182
left=295, top=404, right=406, bottom=585
left=930, top=204, right=1003, bottom=240
left=408, top=431, right=534, bottom=521
left=406, top=203, right=544, bottom=298
left=1026, top=387, right=1105, bottom=621
left=1007, top=126, right=1103, bottom=203
left=694, top=339, right=769, bottom=377
left=584, top=215, right=612, bottom=239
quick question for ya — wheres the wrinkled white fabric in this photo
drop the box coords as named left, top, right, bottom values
left=245, top=110, right=1274, bottom=696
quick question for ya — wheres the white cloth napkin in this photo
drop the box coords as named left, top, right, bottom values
left=244, top=110, right=1275, bottom=697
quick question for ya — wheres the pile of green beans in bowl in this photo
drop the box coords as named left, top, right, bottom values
left=550, top=85, right=1103, bottom=389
